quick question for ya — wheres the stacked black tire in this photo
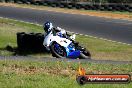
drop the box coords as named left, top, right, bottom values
left=0, top=0, right=5, bottom=2
left=17, top=32, right=46, bottom=52
left=0, top=0, right=14, bottom=2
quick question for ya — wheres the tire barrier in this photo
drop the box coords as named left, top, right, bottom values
left=129, top=5, right=132, bottom=12
left=17, top=32, right=47, bottom=52
left=0, top=0, right=131, bottom=12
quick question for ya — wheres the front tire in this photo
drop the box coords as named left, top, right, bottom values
left=50, top=42, right=67, bottom=58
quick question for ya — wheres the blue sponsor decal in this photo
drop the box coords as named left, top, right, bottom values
left=66, top=43, right=80, bottom=58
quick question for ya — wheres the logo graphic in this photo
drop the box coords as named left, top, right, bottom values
left=76, top=59, right=131, bottom=85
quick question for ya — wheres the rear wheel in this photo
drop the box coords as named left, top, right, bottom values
left=50, top=42, right=67, bottom=58
left=80, top=50, right=91, bottom=59
left=76, top=45, right=91, bottom=59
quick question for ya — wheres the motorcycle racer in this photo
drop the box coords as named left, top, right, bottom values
left=43, top=21, right=70, bottom=51
left=42, top=21, right=91, bottom=59
left=43, top=21, right=68, bottom=38
left=43, top=21, right=77, bottom=44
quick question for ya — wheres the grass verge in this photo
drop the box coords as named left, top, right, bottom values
left=0, top=3, right=132, bottom=20
left=0, top=59, right=132, bottom=88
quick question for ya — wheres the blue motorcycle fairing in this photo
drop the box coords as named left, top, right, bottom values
left=66, top=43, right=74, bottom=56
left=57, top=32, right=63, bottom=38
left=67, top=50, right=80, bottom=59
left=54, top=42, right=80, bottom=59
left=66, top=43, right=80, bottom=59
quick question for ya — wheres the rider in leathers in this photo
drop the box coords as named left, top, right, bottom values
left=43, top=22, right=69, bottom=38
left=43, top=21, right=77, bottom=51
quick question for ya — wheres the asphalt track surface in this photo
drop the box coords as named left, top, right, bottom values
left=0, top=56, right=132, bottom=64
left=0, top=6, right=132, bottom=44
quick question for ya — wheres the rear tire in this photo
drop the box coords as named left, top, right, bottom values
left=79, top=50, right=91, bottom=59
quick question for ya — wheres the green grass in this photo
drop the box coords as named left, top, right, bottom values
left=0, top=59, right=131, bottom=88
left=0, top=18, right=42, bottom=47
left=76, top=35, right=132, bottom=61
left=0, top=18, right=132, bottom=60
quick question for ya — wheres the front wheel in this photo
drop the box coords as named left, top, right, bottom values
left=50, top=42, right=67, bottom=58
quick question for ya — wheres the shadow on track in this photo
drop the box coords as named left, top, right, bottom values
left=0, top=45, right=49, bottom=56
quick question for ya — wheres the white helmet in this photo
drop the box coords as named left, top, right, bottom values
left=43, top=22, right=53, bottom=33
